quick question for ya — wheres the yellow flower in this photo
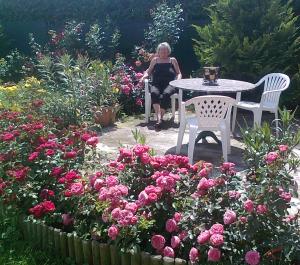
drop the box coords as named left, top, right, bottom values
left=10, top=104, right=22, bottom=112
left=112, top=87, right=119, bottom=93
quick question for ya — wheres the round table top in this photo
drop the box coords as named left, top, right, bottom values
left=169, top=78, right=255, bottom=93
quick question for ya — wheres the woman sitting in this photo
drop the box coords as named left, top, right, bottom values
left=140, top=42, right=182, bottom=128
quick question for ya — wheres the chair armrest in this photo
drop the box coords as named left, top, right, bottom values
left=262, top=89, right=285, bottom=96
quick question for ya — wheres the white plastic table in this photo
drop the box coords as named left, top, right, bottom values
left=170, top=78, right=255, bottom=129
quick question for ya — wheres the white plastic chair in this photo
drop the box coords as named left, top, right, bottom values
left=144, top=79, right=179, bottom=123
left=232, top=73, right=290, bottom=131
left=176, top=95, right=235, bottom=164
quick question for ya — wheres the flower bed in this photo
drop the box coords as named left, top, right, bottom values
left=1, top=108, right=300, bottom=264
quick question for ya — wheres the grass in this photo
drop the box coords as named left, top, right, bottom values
left=0, top=205, right=73, bottom=265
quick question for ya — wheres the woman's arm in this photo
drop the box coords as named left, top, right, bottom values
left=171, top=57, right=182, bottom=80
left=140, top=57, right=157, bottom=82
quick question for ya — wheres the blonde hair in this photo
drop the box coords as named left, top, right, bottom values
left=156, top=42, right=171, bottom=55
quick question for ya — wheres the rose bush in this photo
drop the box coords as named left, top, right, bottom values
left=0, top=108, right=300, bottom=264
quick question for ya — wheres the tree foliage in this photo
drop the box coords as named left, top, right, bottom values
left=144, top=1, right=184, bottom=50
left=193, top=0, right=300, bottom=107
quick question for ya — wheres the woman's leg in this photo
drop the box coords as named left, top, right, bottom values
left=150, top=85, right=162, bottom=124
left=161, top=85, right=175, bottom=118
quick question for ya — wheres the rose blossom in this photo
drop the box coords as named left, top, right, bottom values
left=28, top=152, right=39, bottom=161
left=209, top=224, right=224, bottom=235
left=165, top=219, right=177, bottom=233
left=279, top=192, right=292, bottom=202
left=64, top=150, right=77, bottom=159
left=62, top=213, right=73, bottom=226
left=70, top=182, right=84, bottom=195
left=41, top=201, right=55, bottom=212
left=223, top=210, right=237, bottom=225
left=240, top=216, right=248, bottom=223
left=86, top=136, right=98, bottom=146
left=108, top=225, right=119, bottom=240
left=245, top=250, right=260, bottom=265
left=244, top=199, right=254, bottom=213
left=105, top=175, right=119, bottom=187
left=163, top=246, right=175, bottom=258
left=210, top=234, right=224, bottom=247
left=173, top=212, right=182, bottom=222
left=171, top=236, right=181, bottom=248
left=189, top=247, right=199, bottom=263
left=278, top=145, right=288, bottom=152
left=151, top=235, right=165, bottom=250
left=197, top=177, right=210, bottom=190
left=265, top=151, right=279, bottom=164
left=256, top=204, right=268, bottom=214
left=208, top=248, right=221, bottom=262
left=198, top=168, right=208, bottom=178
left=197, top=230, right=210, bottom=244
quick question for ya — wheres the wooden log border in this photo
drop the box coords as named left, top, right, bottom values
left=20, top=219, right=190, bottom=265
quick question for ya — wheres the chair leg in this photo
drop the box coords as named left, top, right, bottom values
left=232, top=106, right=237, bottom=132
left=171, top=95, right=176, bottom=119
left=253, top=109, right=262, bottom=128
left=176, top=121, right=186, bottom=154
left=188, top=125, right=198, bottom=165
left=220, top=128, right=228, bottom=162
left=227, top=128, right=231, bottom=154
left=145, top=93, right=151, bottom=123
left=275, top=110, right=279, bottom=137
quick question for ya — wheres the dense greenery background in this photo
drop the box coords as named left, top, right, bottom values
left=0, top=0, right=299, bottom=106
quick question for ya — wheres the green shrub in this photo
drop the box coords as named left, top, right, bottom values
left=144, top=1, right=184, bottom=50
left=193, top=0, right=300, bottom=108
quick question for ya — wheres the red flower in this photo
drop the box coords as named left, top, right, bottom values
left=1, top=132, right=15, bottom=141
left=86, top=136, right=98, bottom=146
left=29, top=204, right=44, bottom=218
left=28, top=152, right=39, bottom=161
left=51, top=166, right=64, bottom=177
left=41, top=201, right=56, bottom=212
left=45, top=149, right=55, bottom=156
left=64, top=151, right=77, bottom=159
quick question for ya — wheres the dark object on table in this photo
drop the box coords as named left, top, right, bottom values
left=203, top=66, right=220, bottom=85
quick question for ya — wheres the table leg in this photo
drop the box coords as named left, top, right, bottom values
left=231, top=92, right=241, bottom=132
left=178, top=89, right=183, bottom=123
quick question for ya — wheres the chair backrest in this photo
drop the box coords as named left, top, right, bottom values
left=183, top=95, right=236, bottom=128
left=259, top=73, right=290, bottom=109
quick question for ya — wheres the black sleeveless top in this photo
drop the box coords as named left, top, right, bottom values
left=152, top=59, right=176, bottom=88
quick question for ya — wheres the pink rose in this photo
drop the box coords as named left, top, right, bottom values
left=256, top=204, right=268, bottom=215
left=210, top=234, right=224, bottom=247
left=171, top=236, right=181, bottom=248
left=208, top=248, right=221, bottom=262
left=189, top=247, right=199, bottom=263
left=210, top=224, right=224, bottom=235
left=166, top=219, right=177, bottom=233
left=173, top=212, right=182, bottom=222
left=28, top=152, right=39, bottom=161
left=151, top=235, right=165, bottom=250
left=279, top=192, right=292, bottom=202
left=148, top=193, right=158, bottom=203
left=265, top=151, right=279, bottom=164
left=197, top=177, right=210, bottom=190
left=93, top=178, right=105, bottom=190
left=198, top=168, right=208, bottom=178
left=70, top=182, right=84, bottom=195
left=163, top=246, right=175, bottom=258
left=105, top=175, right=119, bottom=187
left=223, top=210, right=237, bottom=225
left=62, top=213, right=73, bottom=226
left=125, top=202, right=138, bottom=213
left=240, top=216, right=247, bottom=223
left=108, top=225, right=119, bottom=240
left=86, top=136, right=99, bottom=146
left=111, top=208, right=121, bottom=220
left=197, top=230, right=210, bottom=244
left=244, top=199, right=254, bottom=213
left=245, top=250, right=260, bottom=265
left=278, top=145, right=288, bottom=152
